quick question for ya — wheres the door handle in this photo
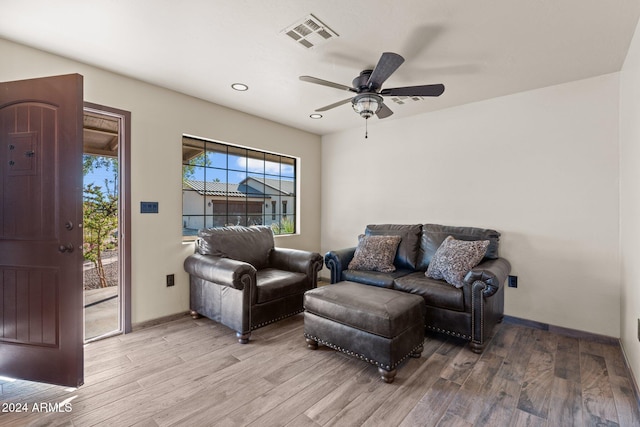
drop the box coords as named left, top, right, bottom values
left=58, top=243, right=74, bottom=253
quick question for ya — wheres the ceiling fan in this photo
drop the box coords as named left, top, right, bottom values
left=300, top=52, right=445, bottom=122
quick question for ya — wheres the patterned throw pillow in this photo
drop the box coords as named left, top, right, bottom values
left=348, top=234, right=402, bottom=273
left=426, top=236, right=490, bottom=288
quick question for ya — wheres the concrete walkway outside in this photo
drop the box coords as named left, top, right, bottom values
left=84, top=286, right=119, bottom=340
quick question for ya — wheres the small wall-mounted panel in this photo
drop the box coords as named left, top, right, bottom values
left=140, top=201, right=158, bottom=214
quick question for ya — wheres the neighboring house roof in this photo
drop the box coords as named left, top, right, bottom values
left=183, top=180, right=247, bottom=197
left=184, top=178, right=295, bottom=197
left=241, top=177, right=295, bottom=196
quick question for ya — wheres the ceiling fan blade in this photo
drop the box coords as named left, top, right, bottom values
left=299, top=76, right=355, bottom=92
left=366, top=52, right=405, bottom=90
left=376, top=103, right=394, bottom=119
left=315, top=97, right=353, bottom=112
left=381, top=84, right=445, bottom=97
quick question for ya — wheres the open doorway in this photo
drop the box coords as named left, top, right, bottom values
left=82, top=103, right=131, bottom=342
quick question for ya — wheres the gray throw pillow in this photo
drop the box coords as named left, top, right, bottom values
left=348, top=234, right=402, bottom=273
left=365, top=224, right=422, bottom=270
left=426, top=236, right=490, bottom=288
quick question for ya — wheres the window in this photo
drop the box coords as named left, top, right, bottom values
left=182, top=135, right=297, bottom=240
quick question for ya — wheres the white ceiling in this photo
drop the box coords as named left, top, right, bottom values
left=1, top=0, right=639, bottom=136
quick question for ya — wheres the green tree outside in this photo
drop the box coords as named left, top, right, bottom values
left=83, top=155, right=118, bottom=288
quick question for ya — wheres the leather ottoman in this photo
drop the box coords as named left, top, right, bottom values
left=303, top=281, right=425, bottom=383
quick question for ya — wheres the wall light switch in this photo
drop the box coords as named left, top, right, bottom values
left=141, top=201, right=159, bottom=214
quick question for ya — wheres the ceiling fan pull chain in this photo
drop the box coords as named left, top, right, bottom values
left=365, top=118, right=368, bottom=139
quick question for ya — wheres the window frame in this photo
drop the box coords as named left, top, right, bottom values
left=181, top=134, right=298, bottom=241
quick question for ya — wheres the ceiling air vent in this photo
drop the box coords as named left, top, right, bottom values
left=282, top=14, right=338, bottom=49
left=389, top=96, right=425, bottom=105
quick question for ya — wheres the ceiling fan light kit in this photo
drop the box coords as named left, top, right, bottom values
left=300, top=52, right=445, bottom=137
left=352, top=94, right=382, bottom=119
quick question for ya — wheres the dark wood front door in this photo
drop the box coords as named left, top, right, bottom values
left=0, top=74, right=84, bottom=387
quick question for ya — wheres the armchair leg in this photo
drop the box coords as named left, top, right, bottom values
left=236, top=332, right=251, bottom=344
left=190, top=310, right=201, bottom=319
left=305, top=338, right=318, bottom=350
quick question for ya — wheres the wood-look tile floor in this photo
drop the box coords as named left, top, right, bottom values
left=1, top=314, right=639, bottom=426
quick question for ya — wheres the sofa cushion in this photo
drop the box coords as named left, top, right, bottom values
left=343, top=268, right=414, bottom=288
left=348, top=234, right=402, bottom=273
left=417, top=224, right=500, bottom=270
left=365, top=224, right=422, bottom=270
left=426, top=236, right=489, bottom=288
left=197, top=225, right=274, bottom=270
left=393, top=272, right=465, bottom=312
left=256, top=268, right=307, bottom=303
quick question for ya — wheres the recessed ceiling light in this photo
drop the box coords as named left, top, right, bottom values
left=310, top=114, right=323, bottom=119
left=231, top=83, right=248, bottom=91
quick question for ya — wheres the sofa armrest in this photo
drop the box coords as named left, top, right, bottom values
left=464, top=257, right=511, bottom=297
left=184, top=253, right=256, bottom=290
left=324, top=247, right=356, bottom=284
left=270, top=248, right=323, bottom=277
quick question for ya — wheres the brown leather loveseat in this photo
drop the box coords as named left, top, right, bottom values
left=324, top=224, right=511, bottom=353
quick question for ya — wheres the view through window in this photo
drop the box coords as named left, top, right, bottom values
left=182, top=135, right=297, bottom=239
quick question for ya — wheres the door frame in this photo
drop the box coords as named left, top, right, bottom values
left=84, top=102, right=132, bottom=334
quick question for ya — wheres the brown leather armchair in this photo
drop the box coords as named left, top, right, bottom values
left=184, top=226, right=323, bottom=343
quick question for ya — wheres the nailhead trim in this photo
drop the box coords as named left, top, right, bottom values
left=304, top=333, right=423, bottom=371
left=251, top=309, right=303, bottom=330
left=426, top=325, right=471, bottom=341
left=471, top=280, right=485, bottom=345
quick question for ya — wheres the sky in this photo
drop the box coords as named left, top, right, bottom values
left=83, top=154, right=294, bottom=194
left=84, top=162, right=118, bottom=194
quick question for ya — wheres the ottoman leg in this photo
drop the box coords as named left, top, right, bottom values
left=378, top=367, right=397, bottom=383
left=306, top=337, right=318, bottom=350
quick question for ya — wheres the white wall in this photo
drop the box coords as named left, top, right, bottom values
left=620, top=17, right=640, bottom=388
left=322, top=73, right=621, bottom=337
left=0, top=36, right=631, bottom=349
left=0, top=38, right=322, bottom=324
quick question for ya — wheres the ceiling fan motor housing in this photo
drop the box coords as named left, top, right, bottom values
left=353, top=70, right=374, bottom=92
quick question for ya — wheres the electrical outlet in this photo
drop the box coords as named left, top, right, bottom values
left=508, top=275, right=518, bottom=288
left=166, top=274, right=175, bottom=287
